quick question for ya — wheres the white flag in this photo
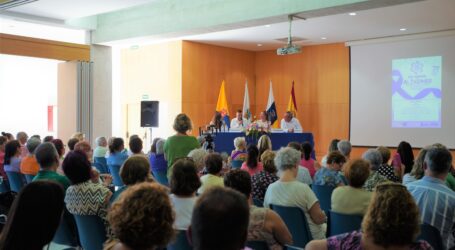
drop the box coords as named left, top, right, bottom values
left=242, top=80, right=251, bottom=120
left=266, top=80, right=278, bottom=125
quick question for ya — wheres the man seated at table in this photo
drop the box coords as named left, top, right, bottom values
left=230, top=110, right=249, bottom=130
left=280, top=111, right=302, bottom=132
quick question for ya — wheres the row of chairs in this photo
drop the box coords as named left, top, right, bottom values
left=2, top=171, right=35, bottom=193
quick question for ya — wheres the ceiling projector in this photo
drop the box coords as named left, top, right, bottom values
left=277, top=44, right=301, bottom=55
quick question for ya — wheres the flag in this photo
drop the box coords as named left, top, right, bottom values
left=287, top=81, right=298, bottom=117
left=242, top=80, right=251, bottom=120
left=266, top=80, right=278, bottom=128
left=216, top=80, right=230, bottom=127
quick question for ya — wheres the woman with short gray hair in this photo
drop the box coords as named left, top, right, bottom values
left=362, top=149, right=389, bottom=191
left=264, top=147, right=327, bottom=240
left=188, top=148, right=208, bottom=173
left=150, top=139, right=168, bottom=186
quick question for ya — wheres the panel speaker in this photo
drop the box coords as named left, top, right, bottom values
left=140, top=101, right=159, bottom=127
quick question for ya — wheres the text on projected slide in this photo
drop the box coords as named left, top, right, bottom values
left=392, top=56, right=442, bottom=128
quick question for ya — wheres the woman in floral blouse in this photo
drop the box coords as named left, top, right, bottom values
left=251, top=150, right=279, bottom=201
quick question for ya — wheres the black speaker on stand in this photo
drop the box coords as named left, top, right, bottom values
left=141, top=101, right=159, bottom=148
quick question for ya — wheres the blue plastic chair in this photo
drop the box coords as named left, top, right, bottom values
left=246, top=241, right=269, bottom=250
left=108, top=164, right=124, bottom=187
left=110, top=186, right=127, bottom=203
left=231, top=160, right=243, bottom=169
left=329, top=211, right=363, bottom=236
left=52, top=211, right=79, bottom=247
left=253, top=198, right=264, bottom=207
left=417, top=224, right=443, bottom=250
left=152, top=170, right=169, bottom=186
left=311, top=185, right=335, bottom=213
left=167, top=230, right=192, bottom=250
left=270, top=204, right=313, bottom=248
left=73, top=215, right=106, bottom=250
left=6, top=171, right=25, bottom=192
left=94, top=157, right=109, bottom=174
left=24, top=174, right=35, bottom=184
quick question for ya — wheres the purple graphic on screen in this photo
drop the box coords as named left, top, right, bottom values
left=392, top=70, right=441, bottom=100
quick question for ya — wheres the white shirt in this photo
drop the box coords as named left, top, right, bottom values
left=277, top=165, right=313, bottom=185
left=170, top=194, right=197, bottom=230
left=230, top=118, right=249, bottom=129
left=280, top=117, right=302, bottom=131
left=255, top=120, right=270, bottom=129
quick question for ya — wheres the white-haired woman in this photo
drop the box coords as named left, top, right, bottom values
left=150, top=139, right=168, bottom=185
left=188, top=148, right=209, bottom=175
left=362, top=149, right=389, bottom=192
left=231, top=137, right=247, bottom=162
left=264, top=147, right=327, bottom=240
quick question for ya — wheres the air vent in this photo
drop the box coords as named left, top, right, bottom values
left=275, top=37, right=308, bottom=43
left=0, top=0, right=38, bottom=10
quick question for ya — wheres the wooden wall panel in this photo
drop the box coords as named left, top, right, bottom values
left=182, top=41, right=255, bottom=134
left=0, top=33, right=90, bottom=61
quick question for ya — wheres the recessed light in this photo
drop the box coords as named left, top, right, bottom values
left=257, top=44, right=263, bottom=47
left=265, top=25, right=271, bottom=28
left=400, top=28, right=407, bottom=31
left=349, top=12, right=357, bottom=16
left=321, top=37, right=327, bottom=40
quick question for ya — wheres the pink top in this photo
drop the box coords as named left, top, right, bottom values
left=300, top=158, right=316, bottom=178
left=241, top=162, right=264, bottom=176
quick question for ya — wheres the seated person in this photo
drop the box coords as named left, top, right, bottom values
left=67, top=138, right=79, bottom=152
left=128, top=137, right=143, bottom=155
left=255, top=111, right=271, bottom=130
left=231, top=137, right=247, bottom=161
left=190, top=187, right=250, bottom=250
left=331, top=159, right=372, bottom=215
left=314, top=151, right=346, bottom=187
left=306, top=183, right=431, bottom=250
left=3, top=140, right=22, bottom=173
left=257, top=135, right=272, bottom=159
left=300, top=141, right=321, bottom=178
left=264, top=147, right=327, bottom=240
left=252, top=150, right=279, bottom=201
left=107, top=138, right=129, bottom=167
left=230, top=110, right=249, bottom=129
left=280, top=111, right=302, bottom=132
left=362, top=149, right=389, bottom=192
left=149, top=139, right=168, bottom=185
left=188, top=148, right=208, bottom=174
left=93, top=137, right=108, bottom=159
left=225, top=169, right=292, bottom=249
left=376, top=146, right=400, bottom=182
left=287, top=142, right=313, bottom=185
left=106, top=183, right=175, bottom=250
left=20, top=137, right=41, bottom=176
left=241, top=145, right=264, bottom=176
left=170, top=158, right=201, bottom=230
left=33, top=143, right=71, bottom=190
left=198, top=153, right=224, bottom=194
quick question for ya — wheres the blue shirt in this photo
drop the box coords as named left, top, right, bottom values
left=106, top=151, right=128, bottom=166
left=406, top=176, right=455, bottom=250
left=149, top=153, right=167, bottom=172
left=4, top=157, right=21, bottom=172
left=313, top=167, right=343, bottom=187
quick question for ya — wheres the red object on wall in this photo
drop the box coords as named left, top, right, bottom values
left=48, top=106, right=54, bottom=132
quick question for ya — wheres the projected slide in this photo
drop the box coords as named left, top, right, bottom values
left=392, top=56, right=442, bottom=128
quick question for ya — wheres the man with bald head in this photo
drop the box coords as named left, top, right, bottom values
left=280, top=111, right=302, bottom=133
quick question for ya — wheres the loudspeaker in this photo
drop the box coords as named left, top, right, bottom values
left=141, top=101, right=159, bottom=127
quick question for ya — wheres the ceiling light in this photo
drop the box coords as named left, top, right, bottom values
left=400, top=28, right=407, bottom=31
left=257, top=44, right=263, bottom=47
left=321, top=37, right=327, bottom=40
left=265, top=25, right=271, bottom=28
left=349, top=12, right=357, bottom=16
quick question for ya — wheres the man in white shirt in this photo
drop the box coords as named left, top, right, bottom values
left=230, top=110, right=249, bottom=129
left=280, top=111, right=302, bottom=132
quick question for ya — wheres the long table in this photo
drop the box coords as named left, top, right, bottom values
left=213, top=132, right=314, bottom=156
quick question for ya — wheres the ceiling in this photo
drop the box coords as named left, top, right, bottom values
left=4, top=0, right=155, bottom=20
left=182, top=0, right=455, bottom=51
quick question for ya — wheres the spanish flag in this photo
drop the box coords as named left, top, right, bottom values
left=287, top=81, right=298, bottom=117
left=216, top=80, right=230, bottom=126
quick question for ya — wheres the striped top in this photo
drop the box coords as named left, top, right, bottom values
left=406, top=176, right=455, bottom=250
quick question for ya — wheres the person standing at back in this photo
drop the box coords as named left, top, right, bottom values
left=164, top=113, right=200, bottom=180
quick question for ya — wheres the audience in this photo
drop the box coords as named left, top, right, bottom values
left=376, top=146, right=400, bottom=182
left=198, top=153, right=224, bottom=194
left=392, top=141, right=414, bottom=175
left=170, top=158, right=201, bottom=230
left=224, top=169, right=293, bottom=249
left=337, top=140, right=352, bottom=160
left=301, top=141, right=320, bottom=178
left=67, top=138, right=79, bottom=151
left=191, top=187, right=250, bottom=250
left=33, top=142, right=70, bottom=190
left=251, top=150, right=279, bottom=201
left=241, top=144, right=264, bottom=176
left=362, top=149, right=389, bottom=191
left=3, top=140, right=22, bottom=173
left=306, top=183, right=431, bottom=250
left=1, top=132, right=14, bottom=141
left=51, top=139, right=66, bottom=175
left=107, top=183, right=175, bottom=250
left=128, top=136, right=143, bottom=155
left=188, top=148, right=208, bottom=174
left=107, top=138, right=128, bottom=167
left=406, top=145, right=455, bottom=250
left=402, top=146, right=428, bottom=185
left=331, top=159, right=372, bottom=215
left=264, top=147, right=327, bottom=240
left=19, top=137, right=41, bottom=176
left=164, top=113, right=200, bottom=179
left=0, top=181, right=65, bottom=250
left=16, top=132, right=28, bottom=158
left=321, top=138, right=340, bottom=167
left=94, top=136, right=108, bottom=158
left=231, top=136, right=247, bottom=161
left=63, top=150, right=112, bottom=227
left=257, top=134, right=272, bottom=159
left=313, top=151, right=346, bottom=187
left=74, top=141, right=94, bottom=161
left=149, top=138, right=168, bottom=185
left=0, top=136, right=7, bottom=180
left=287, top=142, right=313, bottom=185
